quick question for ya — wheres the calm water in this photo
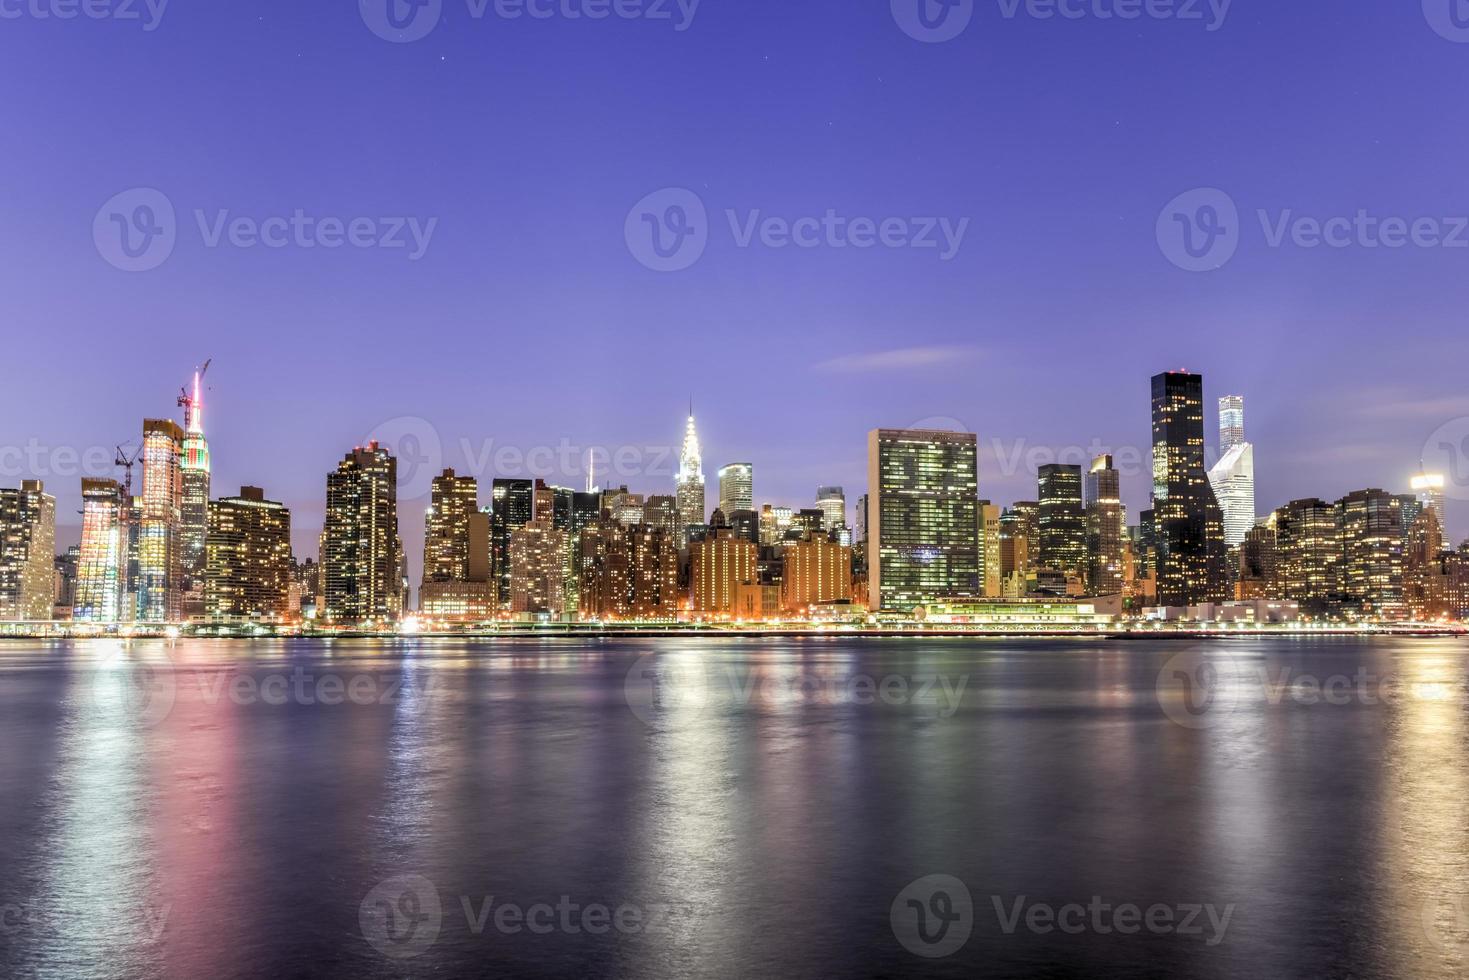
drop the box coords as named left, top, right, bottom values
left=1, top=635, right=1468, bottom=979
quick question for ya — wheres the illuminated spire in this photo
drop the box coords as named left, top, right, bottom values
left=679, top=406, right=702, bottom=484
left=188, top=369, right=204, bottom=434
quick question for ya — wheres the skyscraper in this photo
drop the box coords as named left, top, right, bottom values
left=1208, top=394, right=1256, bottom=548
left=1084, top=455, right=1124, bottom=596
left=978, top=500, right=1001, bottom=598
left=73, top=478, right=127, bottom=623
left=1150, top=372, right=1227, bottom=606
left=509, top=518, right=569, bottom=616
left=1412, top=472, right=1446, bottom=525
left=676, top=409, right=706, bottom=540
left=205, top=487, right=292, bottom=623
left=816, top=485, right=847, bottom=533
left=1335, top=488, right=1404, bottom=620
left=491, top=478, right=533, bottom=605
left=1037, top=463, right=1086, bottom=576
left=323, top=442, right=403, bottom=625
left=690, top=527, right=758, bottom=615
left=0, top=480, right=56, bottom=621
left=1273, top=497, right=1339, bottom=615
left=137, top=419, right=185, bottom=623
left=866, top=428, right=980, bottom=612
left=178, top=366, right=212, bottom=619
left=780, top=533, right=852, bottom=612
left=420, top=469, right=495, bottom=619
left=718, top=463, right=754, bottom=517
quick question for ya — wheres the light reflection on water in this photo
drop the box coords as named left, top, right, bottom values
left=0, top=635, right=1465, bottom=979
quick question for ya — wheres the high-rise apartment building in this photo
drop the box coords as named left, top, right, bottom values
left=73, top=478, right=127, bottom=623
left=509, top=518, right=569, bottom=616
left=1037, top=463, right=1086, bottom=575
left=1335, top=488, right=1404, bottom=620
left=0, top=480, right=56, bottom=621
left=780, top=533, right=852, bottom=612
left=1084, top=455, right=1124, bottom=596
left=1150, top=372, right=1227, bottom=606
left=866, top=428, right=980, bottom=612
left=718, top=463, right=754, bottom=517
left=690, top=527, right=758, bottom=615
left=1273, top=497, right=1339, bottom=615
left=205, top=487, right=292, bottom=623
left=1208, top=394, right=1256, bottom=549
left=420, top=470, right=495, bottom=620
left=137, top=419, right=185, bottom=623
left=323, top=442, right=403, bottom=625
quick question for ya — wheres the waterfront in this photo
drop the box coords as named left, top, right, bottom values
left=2, top=636, right=1468, bottom=979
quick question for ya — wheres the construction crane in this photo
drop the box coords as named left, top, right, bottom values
left=177, top=357, right=212, bottom=433
left=115, top=444, right=141, bottom=498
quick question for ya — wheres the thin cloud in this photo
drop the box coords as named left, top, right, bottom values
left=815, top=345, right=981, bottom=374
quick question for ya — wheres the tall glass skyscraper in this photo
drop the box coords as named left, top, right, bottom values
left=137, top=419, right=185, bottom=623
left=1208, top=394, right=1256, bottom=549
left=179, top=368, right=211, bottom=619
left=866, top=428, right=980, bottom=612
left=718, top=463, right=754, bottom=517
left=73, top=478, right=127, bottom=623
left=1084, top=455, right=1124, bottom=596
left=1151, top=372, right=1227, bottom=606
left=1037, top=463, right=1086, bottom=575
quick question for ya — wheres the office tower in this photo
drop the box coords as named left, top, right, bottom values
left=1150, top=371, right=1228, bottom=606
left=789, top=508, right=825, bottom=541
left=866, top=428, right=980, bottom=612
left=758, top=504, right=789, bottom=547
left=780, top=533, right=852, bottom=612
left=998, top=507, right=1031, bottom=597
left=136, top=419, right=185, bottom=623
left=978, top=500, right=1001, bottom=597
left=1273, top=497, right=1339, bottom=616
left=1412, top=472, right=1446, bottom=524
left=509, top=518, right=568, bottom=616
left=1335, top=488, right=1404, bottom=620
left=638, top=494, right=678, bottom=539
left=0, top=480, right=56, bottom=621
left=1084, top=455, right=1125, bottom=596
left=323, top=442, right=404, bottom=625
left=676, top=409, right=706, bottom=539
left=491, top=478, right=533, bottom=605
left=1037, top=463, right=1086, bottom=575
left=690, top=527, right=758, bottom=615
left=727, top=509, right=760, bottom=545
left=718, top=463, right=754, bottom=517
left=178, top=367, right=211, bottom=620
left=1207, top=395, right=1256, bottom=548
left=1404, top=507, right=1452, bottom=619
left=1009, top=501, right=1041, bottom=570
left=1236, top=523, right=1277, bottom=599
left=204, top=487, right=292, bottom=623
left=291, top=558, right=320, bottom=621
left=73, top=479, right=127, bottom=622
left=815, top=485, right=847, bottom=532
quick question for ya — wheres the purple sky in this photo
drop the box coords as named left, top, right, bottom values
left=3, top=1, right=1468, bottom=580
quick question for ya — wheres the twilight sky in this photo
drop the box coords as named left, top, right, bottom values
left=2, top=0, right=1468, bottom=579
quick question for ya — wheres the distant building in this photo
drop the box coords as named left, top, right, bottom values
left=1150, top=372, right=1227, bottom=606
left=491, top=478, right=533, bottom=605
left=676, top=410, right=706, bottom=540
left=0, top=480, right=56, bottom=621
left=205, top=487, right=292, bottom=624
left=578, top=518, right=679, bottom=620
left=1335, top=489, right=1404, bottom=620
left=1273, top=498, right=1339, bottom=616
left=690, top=527, right=758, bottom=615
left=179, top=369, right=212, bottom=620
left=1236, top=523, right=1277, bottom=600
left=718, top=463, right=754, bottom=517
left=323, top=443, right=404, bottom=625
left=1037, top=463, right=1086, bottom=576
left=780, top=533, right=852, bottom=612
left=509, top=518, right=568, bottom=616
left=866, top=428, right=979, bottom=612
left=815, top=485, right=847, bottom=532
left=73, top=478, right=127, bottom=623
left=1084, top=455, right=1124, bottom=596
left=978, top=500, right=1001, bottom=598
left=420, top=470, right=495, bottom=621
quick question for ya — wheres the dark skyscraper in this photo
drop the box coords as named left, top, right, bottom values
left=491, top=478, right=534, bottom=605
left=1037, top=463, right=1085, bottom=576
left=1084, top=455, right=1124, bottom=596
left=1150, top=371, right=1227, bottom=606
